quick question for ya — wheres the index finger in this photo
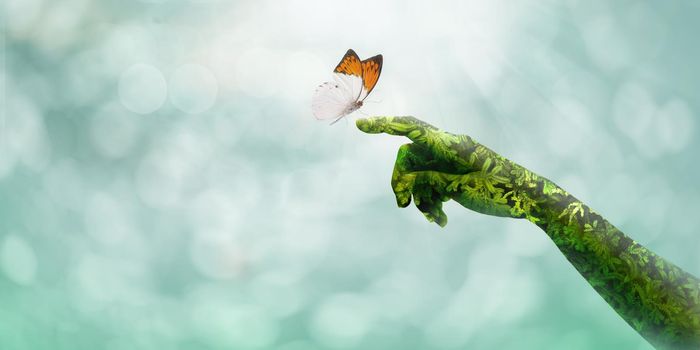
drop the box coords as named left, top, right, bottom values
left=355, top=116, right=439, bottom=144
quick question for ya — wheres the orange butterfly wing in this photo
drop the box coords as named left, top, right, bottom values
left=360, top=54, right=383, bottom=99
left=333, top=49, right=363, bottom=78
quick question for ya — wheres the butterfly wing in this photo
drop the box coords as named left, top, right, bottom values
left=359, top=54, right=383, bottom=100
left=334, top=49, right=363, bottom=77
left=311, top=76, right=361, bottom=120
left=333, top=49, right=364, bottom=101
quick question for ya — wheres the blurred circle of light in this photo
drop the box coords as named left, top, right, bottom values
left=624, top=3, right=667, bottom=61
left=84, top=191, right=135, bottom=246
left=192, top=300, right=279, bottom=348
left=71, top=253, right=150, bottom=314
left=135, top=128, right=214, bottom=209
left=582, top=14, right=632, bottom=71
left=3, top=90, right=51, bottom=175
left=1, top=0, right=43, bottom=35
left=119, top=63, right=168, bottom=114
left=0, top=154, right=17, bottom=184
left=90, top=103, right=140, bottom=159
left=72, top=254, right=116, bottom=311
left=654, top=99, right=694, bottom=153
left=427, top=244, right=540, bottom=348
left=34, top=0, right=87, bottom=54
left=368, top=270, right=425, bottom=322
left=169, top=63, right=218, bottom=114
left=545, top=98, right=594, bottom=158
left=188, top=189, right=241, bottom=234
left=0, top=234, right=38, bottom=286
left=43, top=160, right=87, bottom=212
left=579, top=132, right=624, bottom=179
left=190, top=234, right=246, bottom=280
left=613, top=83, right=695, bottom=158
left=310, top=293, right=376, bottom=349
left=101, top=25, right=160, bottom=72
left=613, top=82, right=656, bottom=142
left=250, top=271, right=304, bottom=318
left=234, top=47, right=281, bottom=98
left=466, top=245, right=541, bottom=323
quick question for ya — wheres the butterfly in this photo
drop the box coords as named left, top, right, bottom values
left=312, top=49, right=383, bottom=125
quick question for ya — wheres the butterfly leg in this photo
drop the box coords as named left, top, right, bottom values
left=329, top=114, right=346, bottom=126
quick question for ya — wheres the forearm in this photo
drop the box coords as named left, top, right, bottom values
left=524, top=175, right=700, bottom=349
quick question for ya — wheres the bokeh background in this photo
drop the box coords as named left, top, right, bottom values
left=2, top=0, right=699, bottom=349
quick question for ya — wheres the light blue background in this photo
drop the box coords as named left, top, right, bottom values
left=1, top=0, right=699, bottom=349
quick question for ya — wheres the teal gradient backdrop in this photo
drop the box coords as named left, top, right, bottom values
left=1, top=0, right=699, bottom=349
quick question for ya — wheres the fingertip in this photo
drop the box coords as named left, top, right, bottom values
left=435, top=213, right=448, bottom=227
left=355, top=116, right=387, bottom=133
left=421, top=211, right=444, bottom=227
left=427, top=209, right=448, bottom=227
left=417, top=200, right=448, bottom=227
left=355, top=118, right=371, bottom=133
left=393, top=189, right=412, bottom=207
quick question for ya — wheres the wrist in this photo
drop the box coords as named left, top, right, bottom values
left=511, top=169, right=575, bottom=225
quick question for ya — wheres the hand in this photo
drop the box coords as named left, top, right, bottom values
left=357, top=116, right=540, bottom=226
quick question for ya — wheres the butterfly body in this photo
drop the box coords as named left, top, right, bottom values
left=343, top=100, right=362, bottom=115
left=312, top=49, right=382, bottom=124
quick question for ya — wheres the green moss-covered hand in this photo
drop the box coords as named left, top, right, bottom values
left=356, top=116, right=542, bottom=226
left=357, top=116, right=700, bottom=349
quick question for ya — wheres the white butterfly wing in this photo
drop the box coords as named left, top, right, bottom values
left=311, top=73, right=362, bottom=120
left=334, top=72, right=363, bottom=102
left=311, top=82, right=350, bottom=120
